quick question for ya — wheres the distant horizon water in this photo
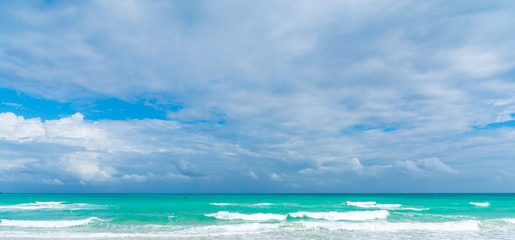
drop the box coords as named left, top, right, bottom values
left=1, top=193, right=515, bottom=239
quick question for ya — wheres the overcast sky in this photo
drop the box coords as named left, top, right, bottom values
left=1, top=0, right=515, bottom=193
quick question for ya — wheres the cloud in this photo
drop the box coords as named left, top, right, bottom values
left=121, top=174, right=147, bottom=182
left=174, top=160, right=206, bottom=177
left=395, top=158, right=459, bottom=176
left=0, top=112, right=45, bottom=142
left=270, top=173, right=280, bottom=181
left=1, top=1, right=515, bottom=191
left=0, top=112, right=252, bottom=184
left=248, top=170, right=258, bottom=179
left=60, top=152, right=116, bottom=182
left=346, top=158, right=364, bottom=174
left=0, top=158, right=36, bottom=172
left=1, top=102, right=23, bottom=109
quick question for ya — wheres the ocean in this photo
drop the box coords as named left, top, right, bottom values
left=1, top=193, right=515, bottom=239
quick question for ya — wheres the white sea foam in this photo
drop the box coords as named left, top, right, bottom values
left=0, top=217, right=103, bottom=228
left=209, top=203, right=275, bottom=207
left=0, top=202, right=100, bottom=211
left=0, top=223, right=282, bottom=239
left=470, top=202, right=490, bottom=207
left=250, top=203, right=275, bottom=206
left=402, top=207, right=430, bottom=211
left=209, top=203, right=237, bottom=206
left=300, top=220, right=481, bottom=231
left=289, top=210, right=389, bottom=221
left=0, top=220, right=482, bottom=239
left=503, top=218, right=515, bottom=224
left=345, top=201, right=427, bottom=211
left=346, top=201, right=377, bottom=208
left=205, top=211, right=287, bottom=221
left=346, top=201, right=402, bottom=209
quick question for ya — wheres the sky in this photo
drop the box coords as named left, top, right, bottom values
left=1, top=0, right=515, bottom=193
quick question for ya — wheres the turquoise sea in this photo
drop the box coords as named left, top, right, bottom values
left=1, top=194, right=515, bottom=239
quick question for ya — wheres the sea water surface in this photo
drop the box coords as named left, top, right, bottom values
left=1, top=193, right=515, bottom=239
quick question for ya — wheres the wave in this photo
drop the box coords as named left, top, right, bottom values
left=251, top=203, right=275, bottom=206
left=0, top=220, right=481, bottom=238
left=0, top=201, right=101, bottom=211
left=346, top=201, right=402, bottom=209
left=289, top=210, right=389, bottom=221
left=0, top=217, right=103, bottom=228
left=210, top=203, right=275, bottom=207
left=470, top=202, right=490, bottom=207
left=300, top=220, right=480, bottom=231
left=205, top=211, right=287, bottom=221
left=210, top=203, right=237, bottom=206
left=345, top=201, right=427, bottom=211
left=503, top=218, right=515, bottom=224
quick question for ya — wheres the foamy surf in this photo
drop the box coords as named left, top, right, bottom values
left=251, top=203, right=275, bottom=206
left=289, top=210, right=389, bottom=221
left=470, top=202, right=490, bottom=207
left=0, top=217, right=103, bottom=228
left=346, top=201, right=427, bottom=211
left=0, top=202, right=101, bottom=211
left=503, top=218, right=515, bottom=224
left=300, top=220, right=481, bottom=231
left=209, top=203, right=237, bottom=206
left=209, top=203, right=275, bottom=207
left=205, top=211, right=287, bottom=221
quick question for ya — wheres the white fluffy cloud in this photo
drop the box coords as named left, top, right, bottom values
left=0, top=112, right=255, bottom=184
left=0, top=112, right=44, bottom=142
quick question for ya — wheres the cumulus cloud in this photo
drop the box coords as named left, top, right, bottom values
left=60, top=152, right=116, bottom=182
left=0, top=112, right=253, bottom=184
left=346, top=158, right=364, bottom=174
left=0, top=112, right=44, bottom=142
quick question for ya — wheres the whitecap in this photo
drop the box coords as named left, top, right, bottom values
left=346, top=201, right=377, bottom=208
left=401, top=207, right=430, bottom=211
left=470, top=202, right=490, bottom=207
left=210, top=202, right=275, bottom=207
left=345, top=201, right=427, bottom=211
left=0, top=217, right=103, bottom=228
left=289, top=210, right=389, bottom=221
left=346, top=201, right=401, bottom=209
left=205, top=211, right=287, bottom=221
left=250, top=203, right=275, bottom=206
left=209, top=203, right=237, bottom=206
left=0, top=202, right=101, bottom=211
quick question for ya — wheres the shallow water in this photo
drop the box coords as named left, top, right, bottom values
left=1, top=193, right=515, bottom=239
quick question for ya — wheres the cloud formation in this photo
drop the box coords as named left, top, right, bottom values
left=1, top=0, right=515, bottom=192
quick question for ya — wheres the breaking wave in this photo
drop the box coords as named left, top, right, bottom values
left=0, top=201, right=101, bottom=211
left=470, top=202, right=490, bottom=207
left=205, top=211, right=287, bottom=221
left=289, top=210, right=389, bottom=221
left=503, top=218, right=515, bottom=224
left=209, top=203, right=237, bottom=206
left=346, top=201, right=428, bottom=211
left=300, top=220, right=481, bottom=231
left=0, top=217, right=103, bottom=228
left=209, top=203, right=275, bottom=207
